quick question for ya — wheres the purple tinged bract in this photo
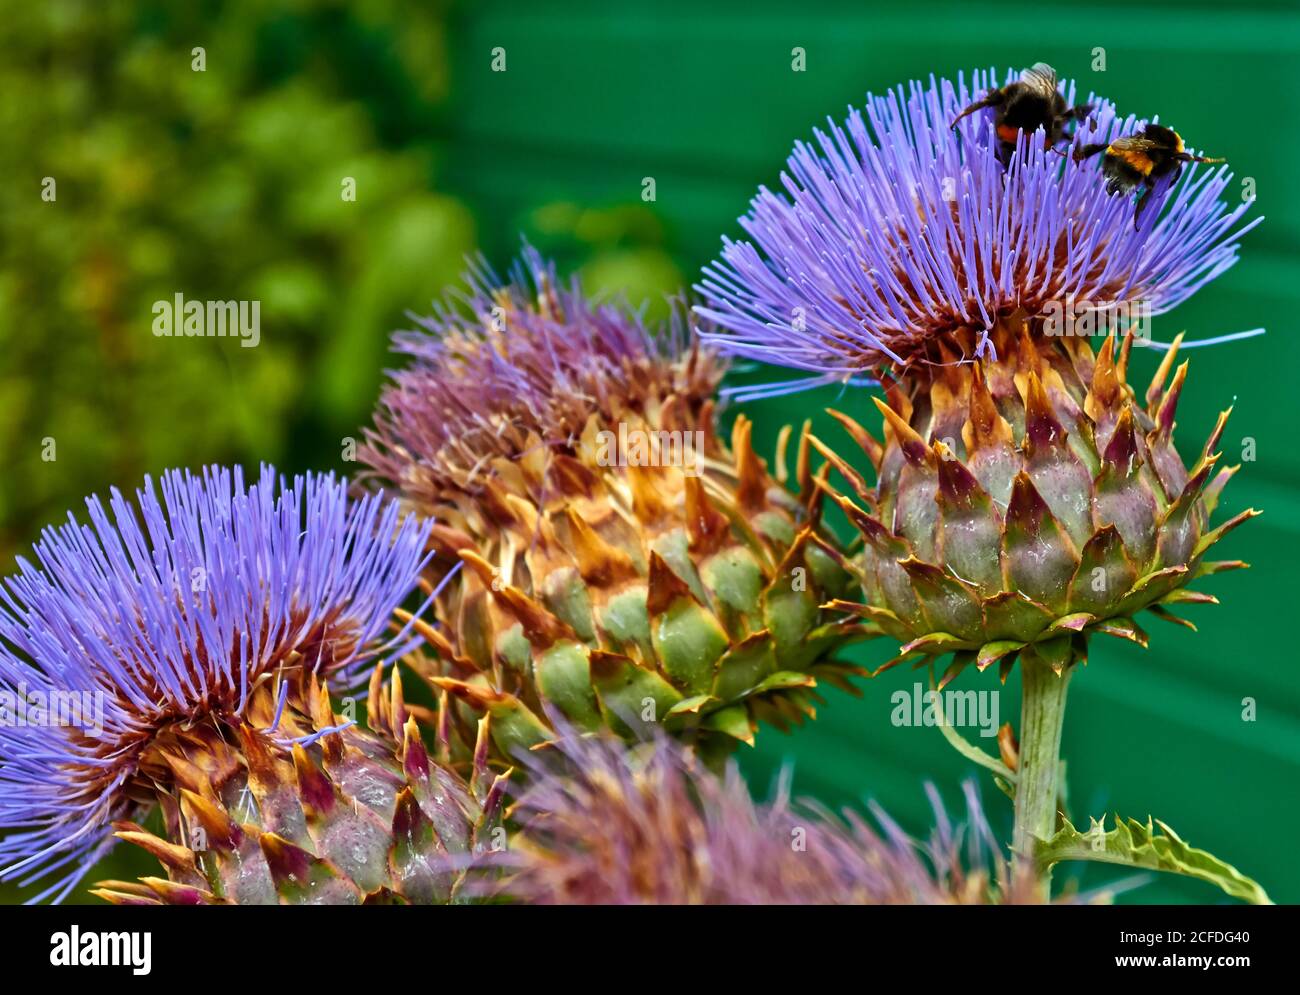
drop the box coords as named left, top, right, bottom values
left=360, top=244, right=715, bottom=505
left=0, top=466, right=432, bottom=902
left=696, top=69, right=1260, bottom=398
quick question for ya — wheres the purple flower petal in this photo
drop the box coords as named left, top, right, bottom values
left=0, top=466, right=432, bottom=901
left=696, top=69, right=1259, bottom=396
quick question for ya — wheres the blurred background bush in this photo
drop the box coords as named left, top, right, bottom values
left=2, top=0, right=1297, bottom=903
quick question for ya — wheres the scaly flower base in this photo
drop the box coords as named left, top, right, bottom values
left=819, top=320, right=1255, bottom=684
left=96, top=665, right=505, bottom=905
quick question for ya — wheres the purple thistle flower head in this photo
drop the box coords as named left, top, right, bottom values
left=696, top=68, right=1260, bottom=397
left=466, top=730, right=1074, bottom=905
left=0, top=466, right=432, bottom=902
left=360, top=244, right=723, bottom=510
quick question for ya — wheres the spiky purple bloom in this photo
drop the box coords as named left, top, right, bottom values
left=0, top=466, right=432, bottom=902
left=469, top=731, right=1073, bottom=905
left=697, top=69, right=1260, bottom=397
left=360, top=245, right=722, bottom=506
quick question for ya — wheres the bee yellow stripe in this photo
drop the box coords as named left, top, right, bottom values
left=1108, top=145, right=1155, bottom=176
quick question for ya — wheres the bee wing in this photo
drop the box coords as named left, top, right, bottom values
left=1019, top=62, right=1058, bottom=98
left=1108, top=134, right=1163, bottom=154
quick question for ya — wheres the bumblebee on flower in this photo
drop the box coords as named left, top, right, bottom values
left=697, top=66, right=1267, bottom=899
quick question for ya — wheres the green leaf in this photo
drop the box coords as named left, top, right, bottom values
left=534, top=641, right=602, bottom=731
left=1036, top=814, right=1271, bottom=905
left=710, top=633, right=776, bottom=703
left=650, top=597, right=729, bottom=696
left=702, top=703, right=754, bottom=746
left=589, top=653, right=684, bottom=736
left=975, top=639, right=1023, bottom=671
left=665, top=694, right=715, bottom=717
left=700, top=546, right=765, bottom=616
left=753, top=670, right=817, bottom=693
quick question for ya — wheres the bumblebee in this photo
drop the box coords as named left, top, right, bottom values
left=951, top=62, right=1092, bottom=165
left=1073, top=124, right=1225, bottom=228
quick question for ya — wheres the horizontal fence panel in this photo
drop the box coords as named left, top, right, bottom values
left=448, top=3, right=1300, bottom=255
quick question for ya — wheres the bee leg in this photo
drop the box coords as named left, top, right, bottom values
left=949, top=91, right=1002, bottom=129
left=1072, top=142, right=1108, bottom=163
left=1060, top=104, right=1094, bottom=144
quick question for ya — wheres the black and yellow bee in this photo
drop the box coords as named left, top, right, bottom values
left=951, top=63, right=1092, bottom=165
left=1073, top=124, right=1225, bottom=229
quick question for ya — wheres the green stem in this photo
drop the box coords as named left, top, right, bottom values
left=1012, top=649, right=1072, bottom=889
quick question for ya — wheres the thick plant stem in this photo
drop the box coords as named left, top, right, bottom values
left=1012, top=650, right=1072, bottom=890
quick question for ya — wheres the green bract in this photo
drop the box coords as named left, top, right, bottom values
left=422, top=414, right=866, bottom=763
left=98, top=669, right=504, bottom=906
left=818, top=322, right=1256, bottom=684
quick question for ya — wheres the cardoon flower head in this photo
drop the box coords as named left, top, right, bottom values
left=474, top=731, right=1079, bottom=905
left=686, top=65, right=1259, bottom=689
left=361, top=244, right=723, bottom=511
left=697, top=68, right=1260, bottom=393
left=359, top=250, right=864, bottom=764
left=693, top=66, right=1268, bottom=903
left=0, top=466, right=436, bottom=902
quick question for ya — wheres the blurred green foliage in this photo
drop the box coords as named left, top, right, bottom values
left=0, top=0, right=482, bottom=561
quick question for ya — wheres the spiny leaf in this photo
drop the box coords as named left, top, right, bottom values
left=588, top=650, right=684, bottom=735
left=1037, top=814, right=1271, bottom=905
